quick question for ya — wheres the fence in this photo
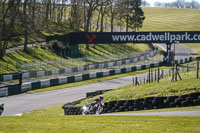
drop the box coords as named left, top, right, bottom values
left=132, top=60, right=200, bottom=86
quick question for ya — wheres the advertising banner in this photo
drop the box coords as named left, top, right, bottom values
left=70, top=31, right=200, bottom=44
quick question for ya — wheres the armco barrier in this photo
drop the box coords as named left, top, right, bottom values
left=63, top=92, right=200, bottom=115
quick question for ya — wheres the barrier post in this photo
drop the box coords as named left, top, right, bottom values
left=157, top=67, right=160, bottom=83
left=197, top=61, right=199, bottom=79
left=19, top=73, right=23, bottom=85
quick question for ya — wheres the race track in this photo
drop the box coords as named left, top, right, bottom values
left=0, top=73, right=147, bottom=116
left=0, top=44, right=195, bottom=116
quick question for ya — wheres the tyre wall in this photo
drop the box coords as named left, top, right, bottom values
left=63, top=92, right=200, bottom=115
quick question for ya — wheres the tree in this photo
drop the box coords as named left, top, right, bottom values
left=141, top=0, right=150, bottom=7
left=23, top=0, right=29, bottom=52
left=154, top=1, right=162, bottom=7
left=85, top=0, right=101, bottom=32
left=0, top=0, right=21, bottom=60
left=125, top=0, right=130, bottom=32
left=70, top=0, right=84, bottom=29
left=191, top=0, right=200, bottom=9
left=99, top=0, right=109, bottom=32
left=128, top=0, right=145, bottom=32
left=109, top=0, right=119, bottom=32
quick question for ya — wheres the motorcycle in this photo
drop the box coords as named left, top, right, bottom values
left=82, top=101, right=104, bottom=115
left=0, top=102, right=4, bottom=116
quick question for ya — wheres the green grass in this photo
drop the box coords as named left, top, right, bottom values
left=118, top=106, right=200, bottom=114
left=0, top=115, right=199, bottom=133
left=141, top=7, right=200, bottom=31
left=8, top=22, right=74, bottom=48
left=0, top=46, right=66, bottom=74
left=0, top=43, right=151, bottom=74
left=182, top=43, right=200, bottom=56
left=79, top=43, right=151, bottom=57
left=78, top=69, right=200, bottom=106
left=141, top=7, right=200, bottom=53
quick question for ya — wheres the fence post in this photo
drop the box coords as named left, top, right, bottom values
left=175, top=64, right=178, bottom=81
left=187, top=63, right=189, bottom=72
left=135, top=77, right=138, bottom=86
left=19, top=73, right=23, bottom=85
left=197, top=61, right=199, bottom=79
left=157, top=67, right=160, bottom=83
left=149, top=68, right=151, bottom=83
left=151, top=68, right=153, bottom=82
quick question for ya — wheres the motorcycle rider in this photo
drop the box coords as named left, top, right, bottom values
left=89, top=96, right=104, bottom=111
left=0, top=102, right=4, bottom=116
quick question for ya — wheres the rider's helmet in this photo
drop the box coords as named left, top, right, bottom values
left=99, top=96, right=104, bottom=100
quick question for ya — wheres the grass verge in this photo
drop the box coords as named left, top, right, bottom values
left=0, top=115, right=200, bottom=133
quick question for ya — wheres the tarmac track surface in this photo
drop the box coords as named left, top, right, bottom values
left=0, top=72, right=147, bottom=116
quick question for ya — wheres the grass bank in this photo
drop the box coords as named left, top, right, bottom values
left=78, top=68, right=200, bottom=106
left=183, top=43, right=200, bottom=56
left=0, top=115, right=199, bottom=133
left=0, top=43, right=151, bottom=74
left=141, top=7, right=200, bottom=31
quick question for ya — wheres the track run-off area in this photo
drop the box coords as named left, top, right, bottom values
left=0, top=43, right=198, bottom=116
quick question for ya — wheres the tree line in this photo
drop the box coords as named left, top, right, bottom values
left=154, top=0, right=200, bottom=9
left=0, top=0, right=145, bottom=60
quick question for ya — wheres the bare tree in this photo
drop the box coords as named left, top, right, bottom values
left=70, top=0, right=84, bottom=29
left=99, top=0, right=109, bottom=32
left=85, top=0, right=101, bottom=32
left=0, top=0, right=21, bottom=60
left=23, top=0, right=29, bottom=52
left=154, top=1, right=162, bottom=7
left=141, top=0, right=151, bottom=7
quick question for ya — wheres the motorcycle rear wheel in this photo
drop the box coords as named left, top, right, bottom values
left=96, top=106, right=104, bottom=115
